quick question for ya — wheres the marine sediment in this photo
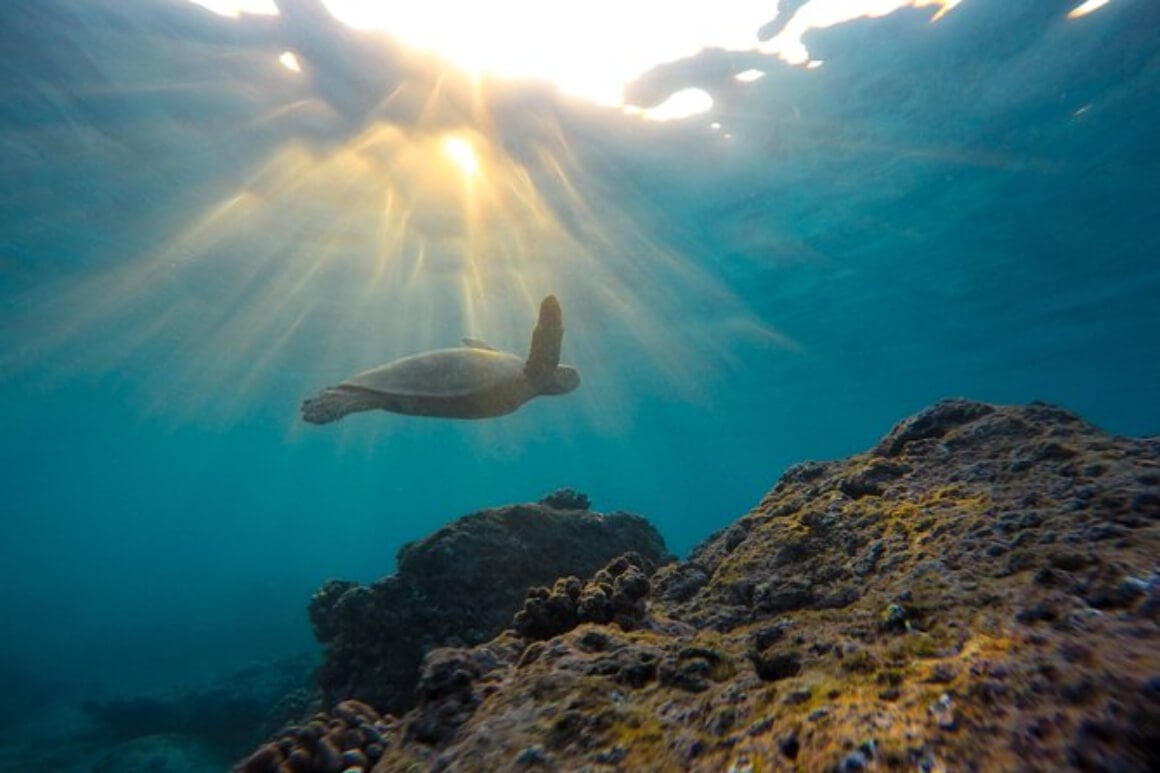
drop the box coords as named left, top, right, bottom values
left=239, top=399, right=1160, bottom=772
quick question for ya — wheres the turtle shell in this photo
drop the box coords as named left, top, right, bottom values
left=342, top=347, right=525, bottom=399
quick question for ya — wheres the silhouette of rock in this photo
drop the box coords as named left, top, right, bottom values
left=83, top=656, right=315, bottom=761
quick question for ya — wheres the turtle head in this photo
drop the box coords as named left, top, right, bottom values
left=538, top=364, right=580, bottom=395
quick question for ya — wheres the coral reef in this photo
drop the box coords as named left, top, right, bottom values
left=241, top=400, right=1160, bottom=771
left=235, top=700, right=400, bottom=773
left=513, top=552, right=657, bottom=640
left=308, top=496, right=671, bottom=715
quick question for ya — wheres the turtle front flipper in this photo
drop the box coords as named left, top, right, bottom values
left=524, top=295, right=563, bottom=383
left=301, top=386, right=383, bottom=424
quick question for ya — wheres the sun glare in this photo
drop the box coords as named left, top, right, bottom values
left=632, top=88, right=715, bottom=122
left=186, top=0, right=276, bottom=18
left=1067, top=0, right=1111, bottom=19
left=278, top=51, right=301, bottom=73
left=757, top=0, right=963, bottom=65
left=183, top=0, right=973, bottom=108
left=442, top=137, right=480, bottom=177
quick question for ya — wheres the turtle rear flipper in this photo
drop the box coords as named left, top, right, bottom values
left=524, top=295, right=563, bottom=383
left=301, top=386, right=382, bottom=424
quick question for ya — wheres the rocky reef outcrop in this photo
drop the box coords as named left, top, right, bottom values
left=307, top=493, right=671, bottom=716
left=240, top=400, right=1160, bottom=772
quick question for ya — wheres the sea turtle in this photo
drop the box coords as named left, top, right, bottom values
left=301, top=295, right=580, bottom=424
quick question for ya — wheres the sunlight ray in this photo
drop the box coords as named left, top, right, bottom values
left=1067, top=0, right=1112, bottom=19
left=6, top=24, right=795, bottom=441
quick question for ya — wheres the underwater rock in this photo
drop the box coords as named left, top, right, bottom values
left=406, top=647, right=495, bottom=745
left=241, top=400, right=1160, bottom=771
left=538, top=487, right=592, bottom=511
left=308, top=497, right=670, bottom=715
left=83, top=656, right=316, bottom=757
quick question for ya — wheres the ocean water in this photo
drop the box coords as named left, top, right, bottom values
left=1, top=0, right=1158, bottom=767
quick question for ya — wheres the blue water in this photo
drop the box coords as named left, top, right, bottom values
left=2, top=0, right=1159, bottom=764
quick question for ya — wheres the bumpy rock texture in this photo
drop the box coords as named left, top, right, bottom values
left=236, top=700, right=398, bottom=773
left=241, top=400, right=1160, bottom=772
left=308, top=496, right=670, bottom=716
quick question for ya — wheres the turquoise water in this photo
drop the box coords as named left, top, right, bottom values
left=2, top=0, right=1159, bottom=761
